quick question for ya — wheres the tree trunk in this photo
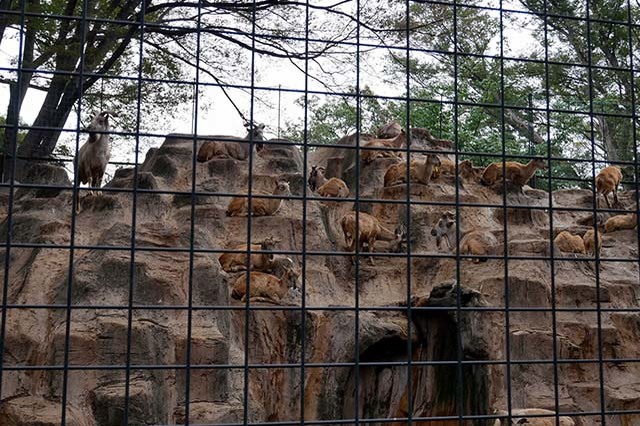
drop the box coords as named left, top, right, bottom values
left=594, top=115, right=619, bottom=162
left=14, top=77, right=78, bottom=180
left=1, top=14, right=34, bottom=182
left=0, top=0, right=13, bottom=47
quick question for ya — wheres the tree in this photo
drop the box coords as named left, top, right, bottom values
left=378, top=0, right=639, bottom=187
left=282, top=86, right=395, bottom=145
left=0, top=0, right=359, bottom=181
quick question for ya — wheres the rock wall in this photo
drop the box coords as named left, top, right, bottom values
left=0, top=133, right=638, bottom=425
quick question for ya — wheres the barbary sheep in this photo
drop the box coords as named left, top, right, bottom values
left=383, top=154, right=441, bottom=187
left=308, top=165, right=349, bottom=198
left=389, top=225, right=408, bottom=253
left=75, top=110, right=118, bottom=213
left=553, top=230, right=586, bottom=256
left=197, top=122, right=265, bottom=162
left=459, top=229, right=498, bottom=263
left=226, top=180, right=291, bottom=217
left=430, top=211, right=456, bottom=251
left=595, top=165, right=623, bottom=209
left=266, top=256, right=295, bottom=279
left=231, top=268, right=299, bottom=303
left=340, top=211, right=403, bottom=265
left=431, top=158, right=455, bottom=179
left=481, top=159, right=547, bottom=186
left=218, top=236, right=279, bottom=272
left=604, top=213, right=637, bottom=233
left=583, top=225, right=604, bottom=258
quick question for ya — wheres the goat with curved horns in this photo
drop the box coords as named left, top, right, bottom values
left=74, top=110, right=118, bottom=214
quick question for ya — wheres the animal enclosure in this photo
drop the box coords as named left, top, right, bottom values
left=0, top=0, right=639, bottom=425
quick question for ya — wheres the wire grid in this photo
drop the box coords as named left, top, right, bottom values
left=0, top=0, right=639, bottom=425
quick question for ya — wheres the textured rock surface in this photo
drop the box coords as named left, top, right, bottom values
left=0, top=131, right=639, bottom=425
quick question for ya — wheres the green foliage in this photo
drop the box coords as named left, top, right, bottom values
left=282, top=86, right=397, bottom=145
left=0, top=116, right=26, bottom=152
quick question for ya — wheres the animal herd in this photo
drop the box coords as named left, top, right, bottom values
left=73, top=113, right=638, bottom=304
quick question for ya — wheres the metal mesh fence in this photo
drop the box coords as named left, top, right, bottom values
left=0, top=0, right=639, bottom=425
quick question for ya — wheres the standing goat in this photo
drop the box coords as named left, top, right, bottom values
left=383, top=154, right=441, bottom=187
left=197, top=122, right=265, bottom=162
left=226, top=180, right=291, bottom=217
left=595, top=165, right=623, bottom=209
left=75, top=110, right=117, bottom=213
left=481, top=159, right=547, bottom=187
left=308, top=165, right=350, bottom=198
left=430, top=211, right=456, bottom=251
left=340, top=211, right=403, bottom=265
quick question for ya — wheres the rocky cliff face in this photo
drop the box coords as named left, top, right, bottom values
left=0, top=132, right=638, bottom=426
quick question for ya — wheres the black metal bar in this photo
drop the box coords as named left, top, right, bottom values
left=242, top=0, right=259, bottom=423
left=354, top=0, right=362, bottom=422
left=7, top=304, right=640, bottom=314
left=542, top=0, right=562, bottom=424
left=0, top=0, right=27, bottom=401
left=584, top=1, right=608, bottom=423
left=0, top=80, right=636, bottom=126
left=121, top=0, right=147, bottom=423
left=59, top=0, right=89, bottom=422
left=452, top=0, right=465, bottom=423
left=627, top=2, right=640, bottom=402
left=300, top=0, right=311, bottom=422
left=183, top=0, right=204, bottom=423
left=498, top=1, right=514, bottom=423
left=4, top=355, right=640, bottom=370
left=403, top=0, right=414, bottom=423
left=1, top=1, right=640, bottom=37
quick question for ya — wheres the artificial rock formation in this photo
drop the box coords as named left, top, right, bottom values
left=0, top=131, right=639, bottom=426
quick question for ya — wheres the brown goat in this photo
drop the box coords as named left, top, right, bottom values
left=388, top=225, right=408, bottom=253
left=604, top=213, right=637, bottom=233
left=430, top=211, right=456, bottom=251
left=308, top=165, right=349, bottom=198
left=431, top=158, right=455, bottom=179
left=595, top=165, right=623, bottom=209
left=218, top=236, right=280, bottom=272
left=481, top=159, right=547, bottom=186
left=231, top=268, right=299, bottom=303
left=583, top=226, right=604, bottom=258
left=383, top=154, right=441, bottom=187
left=197, top=122, right=265, bottom=162
left=266, top=256, right=295, bottom=279
left=459, top=230, right=498, bottom=263
left=340, top=211, right=400, bottom=265
left=226, top=180, right=291, bottom=217
left=361, top=131, right=408, bottom=164
left=554, top=230, right=586, bottom=256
